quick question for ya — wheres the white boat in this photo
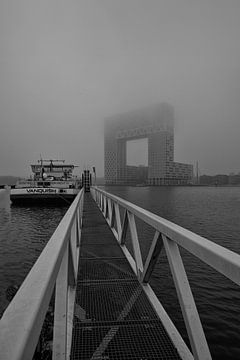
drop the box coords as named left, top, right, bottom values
left=10, top=159, right=82, bottom=205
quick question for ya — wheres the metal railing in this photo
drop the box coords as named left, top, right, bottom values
left=91, top=187, right=240, bottom=360
left=0, top=188, right=84, bottom=360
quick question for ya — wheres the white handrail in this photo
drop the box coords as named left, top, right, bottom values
left=92, top=187, right=240, bottom=285
left=0, top=188, right=84, bottom=360
left=91, top=187, right=240, bottom=360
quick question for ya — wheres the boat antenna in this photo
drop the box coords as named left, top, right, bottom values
left=39, top=154, right=43, bottom=168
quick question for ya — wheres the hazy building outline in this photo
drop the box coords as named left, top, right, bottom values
left=104, top=103, right=193, bottom=185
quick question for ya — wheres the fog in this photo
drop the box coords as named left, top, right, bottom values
left=0, top=0, right=240, bottom=177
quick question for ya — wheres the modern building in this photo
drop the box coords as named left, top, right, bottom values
left=123, top=165, right=148, bottom=185
left=104, top=103, right=193, bottom=185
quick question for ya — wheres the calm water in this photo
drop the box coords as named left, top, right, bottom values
left=0, top=202, right=68, bottom=316
left=1, top=186, right=240, bottom=359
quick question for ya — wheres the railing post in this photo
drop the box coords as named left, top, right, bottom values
left=80, top=192, right=84, bottom=229
left=114, top=203, right=122, bottom=242
left=76, top=214, right=80, bottom=247
left=162, top=234, right=212, bottom=360
left=127, top=212, right=143, bottom=276
left=110, top=201, right=115, bottom=228
left=53, top=246, right=69, bottom=360
left=101, top=193, right=104, bottom=212
left=141, top=231, right=163, bottom=283
left=120, top=210, right=128, bottom=245
left=70, top=219, right=78, bottom=278
left=107, top=198, right=112, bottom=224
left=104, top=196, right=108, bottom=218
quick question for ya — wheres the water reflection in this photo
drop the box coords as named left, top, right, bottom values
left=0, top=188, right=10, bottom=213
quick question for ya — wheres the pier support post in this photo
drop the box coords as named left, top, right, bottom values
left=53, top=247, right=69, bottom=360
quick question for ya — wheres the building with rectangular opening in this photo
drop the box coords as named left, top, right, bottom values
left=104, top=103, right=193, bottom=185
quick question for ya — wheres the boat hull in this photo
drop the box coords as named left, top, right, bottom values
left=10, top=188, right=80, bottom=205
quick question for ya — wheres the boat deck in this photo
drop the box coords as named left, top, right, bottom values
left=70, top=193, right=181, bottom=359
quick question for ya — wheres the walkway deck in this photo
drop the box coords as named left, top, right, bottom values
left=70, top=193, right=181, bottom=359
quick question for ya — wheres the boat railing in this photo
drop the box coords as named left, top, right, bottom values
left=0, top=188, right=84, bottom=360
left=91, top=186, right=240, bottom=360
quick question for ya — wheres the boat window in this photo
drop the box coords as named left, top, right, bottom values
left=37, top=181, right=50, bottom=186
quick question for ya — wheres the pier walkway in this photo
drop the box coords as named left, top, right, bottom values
left=1, top=186, right=240, bottom=359
left=70, top=193, right=181, bottom=359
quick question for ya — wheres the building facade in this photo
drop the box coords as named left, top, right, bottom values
left=104, top=103, right=193, bottom=185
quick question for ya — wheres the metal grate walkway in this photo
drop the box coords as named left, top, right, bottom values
left=70, top=193, right=181, bottom=360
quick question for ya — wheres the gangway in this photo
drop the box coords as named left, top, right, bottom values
left=0, top=187, right=240, bottom=359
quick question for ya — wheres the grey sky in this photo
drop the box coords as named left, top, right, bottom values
left=0, top=0, right=240, bottom=177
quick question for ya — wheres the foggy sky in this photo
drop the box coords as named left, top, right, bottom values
left=1, top=0, right=240, bottom=177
